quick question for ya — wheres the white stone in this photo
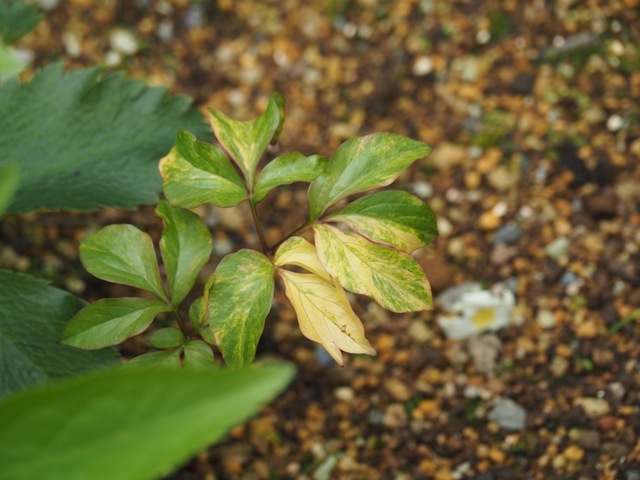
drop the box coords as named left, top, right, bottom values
left=110, top=28, right=138, bottom=55
left=536, top=310, right=556, bottom=329
left=104, top=50, right=122, bottom=67
left=607, top=114, right=624, bottom=132
left=476, top=30, right=491, bottom=44
left=488, top=397, right=527, bottom=430
left=411, top=181, right=433, bottom=198
left=334, top=386, right=355, bottom=402
left=412, top=56, right=434, bottom=76
left=544, top=236, right=570, bottom=260
left=575, top=397, right=611, bottom=419
left=38, top=0, right=60, bottom=11
left=62, top=32, right=81, bottom=57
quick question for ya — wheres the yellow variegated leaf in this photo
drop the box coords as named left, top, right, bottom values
left=273, top=236, right=330, bottom=281
left=159, top=130, right=247, bottom=209
left=208, top=93, right=281, bottom=186
left=326, top=190, right=437, bottom=253
left=308, top=133, right=432, bottom=220
left=314, top=223, right=432, bottom=312
left=279, top=270, right=375, bottom=366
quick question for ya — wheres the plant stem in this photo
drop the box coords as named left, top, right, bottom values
left=173, top=307, right=191, bottom=339
left=249, top=198, right=270, bottom=253
left=268, top=220, right=313, bottom=255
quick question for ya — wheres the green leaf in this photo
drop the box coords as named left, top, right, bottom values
left=0, top=269, right=120, bottom=398
left=189, top=295, right=216, bottom=345
left=128, top=349, right=182, bottom=367
left=160, top=130, right=247, bottom=208
left=80, top=224, right=167, bottom=301
left=207, top=250, right=275, bottom=367
left=326, top=190, right=438, bottom=253
left=128, top=349, right=182, bottom=368
left=0, top=64, right=211, bottom=214
left=61, top=298, right=172, bottom=350
left=253, top=153, right=327, bottom=203
left=0, top=2, right=43, bottom=45
left=0, top=42, right=26, bottom=80
left=156, top=199, right=212, bottom=306
left=148, top=327, right=185, bottom=349
left=0, top=164, right=19, bottom=216
left=0, top=363, right=295, bottom=480
left=183, top=340, right=215, bottom=367
left=270, top=92, right=286, bottom=145
left=314, top=224, right=433, bottom=312
left=208, top=93, right=282, bottom=186
left=308, top=133, right=432, bottom=219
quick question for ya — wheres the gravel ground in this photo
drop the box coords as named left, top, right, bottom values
left=2, top=0, right=640, bottom=479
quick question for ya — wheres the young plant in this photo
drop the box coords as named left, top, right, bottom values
left=61, top=93, right=438, bottom=367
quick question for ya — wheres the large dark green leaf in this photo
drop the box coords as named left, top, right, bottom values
left=0, top=164, right=19, bottom=215
left=0, top=270, right=120, bottom=398
left=0, top=64, right=211, bottom=213
left=0, top=2, right=43, bottom=45
left=207, top=250, right=275, bottom=367
left=0, top=363, right=295, bottom=480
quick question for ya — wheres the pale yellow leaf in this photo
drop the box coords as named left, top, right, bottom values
left=273, top=236, right=330, bottom=281
left=279, top=270, right=376, bottom=366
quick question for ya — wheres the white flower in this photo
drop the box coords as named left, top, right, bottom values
left=436, top=284, right=515, bottom=340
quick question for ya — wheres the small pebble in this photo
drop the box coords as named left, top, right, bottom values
left=382, top=404, right=409, bottom=428
left=412, top=181, right=433, bottom=198
left=408, top=319, right=432, bottom=343
left=479, top=211, right=501, bottom=231
left=437, top=217, right=453, bottom=237
left=488, top=398, right=527, bottom=430
left=536, top=310, right=556, bottom=329
left=104, top=50, right=122, bottom=67
left=550, top=356, right=569, bottom=377
left=577, top=430, right=601, bottom=450
left=575, top=397, right=611, bottom=419
left=334, top=386, right=355, bottom=402
left=544, top=237, right=570, bottom=260
left=492, top=224, right=522, bottom=245
left=38, top=0, right=59, bottom=10
left=412, top=56, right=434, bottom=76
left=563, top=445, right=585, bottom=462
left=62, top=32, right=81, bottom=57
left=383, top=378, right=412, bottom=402
left=110, top=28, right=138, bottom=55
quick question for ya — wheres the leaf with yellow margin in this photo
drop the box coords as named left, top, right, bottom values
left=207, top=250, right=274, bottom=368
left=314, top=223, right=432, bottom=313
left=308, top=133, right=432, bottom=220
left=209, top=93, right=282, bottom=187
left=159, top=130, right=247, bottom=209
left=326, top=190, right=438, bottom=253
